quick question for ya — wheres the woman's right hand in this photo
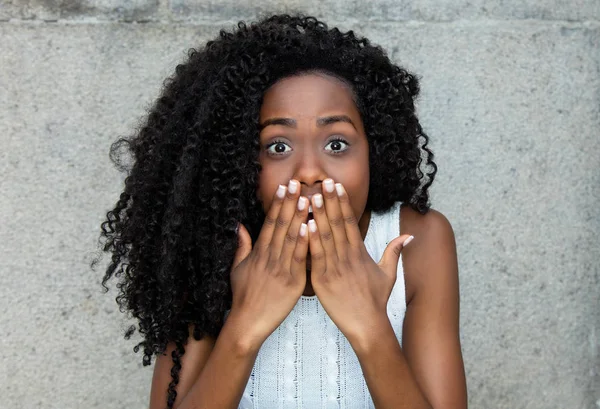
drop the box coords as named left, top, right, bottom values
left=228, top=179, right=309, bottom=348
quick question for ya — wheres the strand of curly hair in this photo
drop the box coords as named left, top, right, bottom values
left=94, top=13, right=437, bottom=408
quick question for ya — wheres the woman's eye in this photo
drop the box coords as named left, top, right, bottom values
left=266, top=141, right=292, bottom=155
left=324, top=139, right=349, bottom=153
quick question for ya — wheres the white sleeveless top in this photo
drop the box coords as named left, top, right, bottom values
left=238, top=201, right=406, bottom=408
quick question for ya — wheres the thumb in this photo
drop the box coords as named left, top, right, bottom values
left=232, top=223, right=253, bottom=270
left=378, top=234, right=414, bottom=277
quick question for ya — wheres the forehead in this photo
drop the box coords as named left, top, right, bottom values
left=260, top=73, right=359, bottom=119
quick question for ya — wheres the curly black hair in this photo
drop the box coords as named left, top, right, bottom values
left=95, top=13, right=436, bottom=408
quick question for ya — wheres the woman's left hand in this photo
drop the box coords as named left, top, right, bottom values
left=308, top=179, right=413, bottom=349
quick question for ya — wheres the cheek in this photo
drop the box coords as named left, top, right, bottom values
left=340, top=157, right=370, bottom=215
left=347, top=176, right=369, bottom=213
left=257, top=166, right=282, bottom=213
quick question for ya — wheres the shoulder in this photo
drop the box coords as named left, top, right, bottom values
left=400, top=204, right=455, bottom=241
left=399, top=204, right=458, bottom=304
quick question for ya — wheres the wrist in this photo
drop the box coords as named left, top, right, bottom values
left=347, top=314, right=396, bottom=357
left=222, top=309, right=266, bottom=355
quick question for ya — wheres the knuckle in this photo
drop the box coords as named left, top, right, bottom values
left=255, top=242, right=269, bottom=255
left=311, top=249, right=326, bottom=260
left=292, top=254, right=305, bottom=264
left=285, top=232, right=297, bottom=245
left=343, top=215, right=357, bottom=225
left=329, top=217, right=344, bottom=228
left=316, top=273, right=328, bottom=284
left=264, top=215, right=276, bottom=227
left=336, top=254, right=349, bottom=264
left=320, top=230, right=333, bottom=242
left=266, top=260, right=281, bottom=276
left=276, top=217, right=290, bottom=229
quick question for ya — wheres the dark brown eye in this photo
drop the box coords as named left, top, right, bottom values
left=325, top=139, right=349, bottom=153
left=266, top=141, right=291, bottom=155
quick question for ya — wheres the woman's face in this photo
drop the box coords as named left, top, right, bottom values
left=257, top=72, right=371, bottom=241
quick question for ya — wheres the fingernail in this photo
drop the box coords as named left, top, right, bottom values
left=308, top=204, right=313, bottom=213
left=335, top=183, right=344, bottom=197
left=308, top=219, right=317, bottom=233
left=276, top=185, right=286, bottom=199
left=297, top=196, right=307, bottom=211
left=403, top=236, right=414, bottom=247
left=299, top=223, right=307, bottom=237
left=288, top=180, right=298, bottom=194
left=324, top=179, right=334, bottom=193
left=313, top=194, right=323, bottom=208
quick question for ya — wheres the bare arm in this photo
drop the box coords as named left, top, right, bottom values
left=176, top=313, right=263, bottom=409
left=352, top=209, right=466, bottom=409
left=353, top=316, right=433, bottom=409
left=149, top=314, right=262, bottom=409
left=400, top=208, right=467, bottom=408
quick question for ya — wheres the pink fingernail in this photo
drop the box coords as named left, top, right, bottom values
left=313, top=194, right=323, bottom=208
left=288, top=180, right=298, bottom=194
left=297, top=197, right=307, bottom=211
left=308, top=219, right=317, bottom=233
left=276, top=185, right=286, bottom=199
left=299, top=223, right=307, bottom=237
left=403, top=236, right=414, bottom=247
left=335, top=183, right=344, bottom=197
left=324, top=179, right=334, bottom=193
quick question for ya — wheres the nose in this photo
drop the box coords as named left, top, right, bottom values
left=293, top=149, right=327, bottom=188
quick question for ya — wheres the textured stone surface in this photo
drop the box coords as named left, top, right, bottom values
left=1, top=8, right=599, bottom=409
left=0, top=22, right=206, bottom=408
left=169, top=0, right=600, bottom=22
left=0, top=0, right=159, bottom=21
left=2, top=0, right=600, bottom=21
left=168, top=0, right=356, bottom=22
left=355, top=0, right=600, bottom=21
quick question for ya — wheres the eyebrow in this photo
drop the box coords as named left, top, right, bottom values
left=258, top=115, right=356, bottom=131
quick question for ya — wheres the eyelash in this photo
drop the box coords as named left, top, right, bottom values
left=265, top=137, right=350, bottom=156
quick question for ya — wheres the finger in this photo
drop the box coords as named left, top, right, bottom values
left=311, top=193, right=337, bottom=261
left=290, top=222, right=309, bottom=280
left=378, top=234, right=414, bottom=278
left=280, top=196, right=309, bottom=265
left=322, top=178, right=348, bottom=258
left=232, top=223, right=253, bottom=270
left=255, top=184, right=287, bottom=251
left=269, top=179, right=301, bottom=260
left=307, top=219, right=327, bottom=275
left=334, top=183, right=363, bottom=247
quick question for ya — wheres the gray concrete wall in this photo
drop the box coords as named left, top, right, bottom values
left=0, top=1, right=598, bottom=408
